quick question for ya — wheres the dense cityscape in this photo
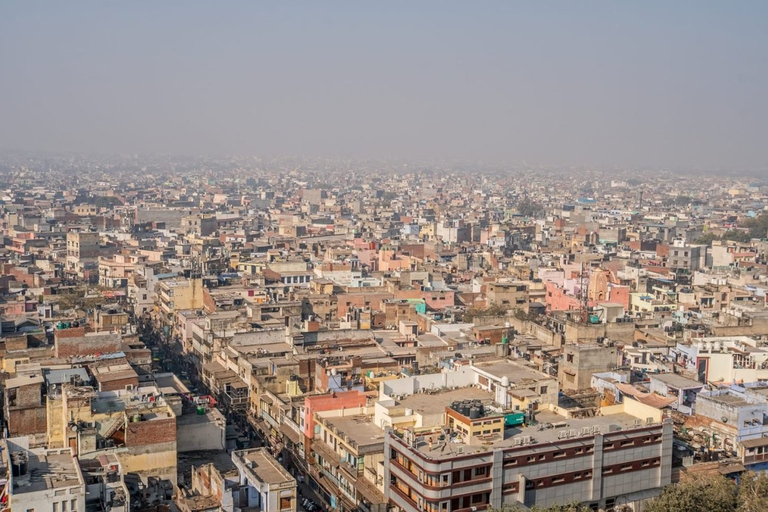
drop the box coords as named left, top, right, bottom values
left=0, top=151, right=766, bottom=512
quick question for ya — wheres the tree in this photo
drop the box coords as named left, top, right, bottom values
left=488, top=503, right=591, bottom=512
left=738, top=471, right=768, bottom=512
left=462, top=303, right=509, bottom=322
left=54, top=285, right=109, bottom=314
left=741, top=213, right=768, bottom=239
left=722, top=230, right=752, bottom=243
left=517, top=197, right=544, bottom=218
left=695, top=232, right=720, bottom=245
left=644, top=473, right=737, bottom=512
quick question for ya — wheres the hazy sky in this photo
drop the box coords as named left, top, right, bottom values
left=2, top=2, right=767, bottom=168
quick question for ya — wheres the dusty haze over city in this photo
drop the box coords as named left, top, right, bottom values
left=1, top=1, right=767, bottom=171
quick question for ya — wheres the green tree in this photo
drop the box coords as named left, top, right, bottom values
left=722, top=230, right=752, bottom=243
left=738, top=471, right=768, bottom=512
left=695, top=232, right=720, bottom=245
left=644, top=473, right=737, bottom=512
left=741, top=213, right=768, bottom=239
left=517, top=197, right=544, bottom=218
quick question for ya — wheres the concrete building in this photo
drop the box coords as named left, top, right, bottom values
left=648, top=373, right=704, bottom=415
left=232, top=448, right=297, bottom=512
left=486, top=282, right=529, bottom=309
left=3, top=437, right=87, bottom=512
left=4, top=373, right=47, bottom=439
left=66, top=230, right=100, bottom=279
left=384, top=400, right=672, bottom=512
left=310, top=412, right=388, bottom=512
left=157, top=277, right=204, bottom=324
left=665, top=240, right=703, bottom=271
left=559, top=343, right=619, bottom=392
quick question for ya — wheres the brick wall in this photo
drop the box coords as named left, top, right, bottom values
left=55, top=331, right=122, bottom=358
left=125, top=417, right=176, bottom=447
left=14, top=383, right=43, bottom=407
left=98, top=376, right=140, bottom=392
left=8, top=406, right=47, bottom=436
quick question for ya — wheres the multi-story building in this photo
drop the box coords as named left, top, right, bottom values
left=65, top=230, right=101, bottom=282
left=232, top=448, right=297, bottom=512
left=559, top=342, right=619, bottom=392
left=2, top=438, right=87, bottom=512
left=310, top=412, right=388, bottom=512
left=486, top=282, right=529, bottom=309
left=384, top=400, right=673, bottom=512
left=157, top=276, right=204, bottom=325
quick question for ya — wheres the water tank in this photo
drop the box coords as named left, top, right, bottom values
left=331, top=368, right=338, bottom=376
left=405, top=408, right=413, bottom=416
left=469, top=407, right=481, bottom=419
left=11, top=452, right=28, bottom=477
left=411, top=362, right=419, bottom=375
left=501, top=376, right=510, bottom=387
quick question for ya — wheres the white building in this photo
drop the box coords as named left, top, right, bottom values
left=232, top=448, right=297, bottom=512
left=3, top=437, right=86, bottom=512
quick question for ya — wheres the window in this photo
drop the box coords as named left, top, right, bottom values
left=566, top=354, right=574, bottom=363
left=540, top=386, right=548, bottom=394
left=71, top=500, right=77, bottom=511
left=280, top=497, right=292, bottom=510
left=474, top=466, right=487, bottom=477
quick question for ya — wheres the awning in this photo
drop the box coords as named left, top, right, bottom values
left=616, top=383, right=676, bottom=409
left=250, top=417, right=268, bottom=433
left=280, top=423, right=303, bottom=445
left=741, top=437, right=768, bottom=449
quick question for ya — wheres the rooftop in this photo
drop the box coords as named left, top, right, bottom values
left=397, top=387, right=493, bottom=416
left=7, top=444, right=84, bottom=495
left=651, top=373, right=703, bottom=389
left=473, top=360, right=554, bottom=384
left=321, top=415, right=386, bottom=449
left=233, top=448, right=294, bottom=486
left=409, top=410, right=662, bottom=459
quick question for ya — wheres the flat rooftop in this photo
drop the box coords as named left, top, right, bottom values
left=398, top=387, right=493, bottom=416
left=701, top=393, right=750, bottom=407
left=154, top=372, right=190, bottom=395
left=10, top=448, right=83, bottom=495
left=411, top=410, right=658, bottom=458
left=473, top=360, right=553, bottom=384
left=234, top=448, right=294, bottom=485
left=88, top=386, right=172, bottom=420
left=651, top=373, right=703, bottom=389
left=177, top=407, right=225, bottom=426
left=322, top=415, right=386, bottom=448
